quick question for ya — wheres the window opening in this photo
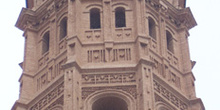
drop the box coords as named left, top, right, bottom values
left=166, top=30, right=174, bottom=53
left=149, top=17, right=156, bottom=39
left=115, top=7, right=126, bottom=28
left=42, top=31, right=50, bottom=54
left=90, top=8, right=101, bottom=29
left=60, top=17, right=67, bottom=40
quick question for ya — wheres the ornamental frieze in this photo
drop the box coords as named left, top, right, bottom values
left=30, top=82, right=64, bottom=110
left=82, top=85, right=137, bottom=99
left=82, top=73, right=136, bottom=84
left=154, top=80, right=188, bottom=110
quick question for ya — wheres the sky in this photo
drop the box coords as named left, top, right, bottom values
left=0, top=0, right=219, bottom=110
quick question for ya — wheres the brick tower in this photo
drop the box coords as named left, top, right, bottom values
left=12, top=0, right=204, bottom=110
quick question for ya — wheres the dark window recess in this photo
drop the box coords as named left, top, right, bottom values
left=149, top=17, right=156, bottom=39
left=60, top=17, right=67, bottom=40
left=90, top=8, right=101, bottom=29
left=166, top=30, right=174, bottom=53
left=42, top=31, right=50, bottom=54
left=115, top=7, right=126, bottom=28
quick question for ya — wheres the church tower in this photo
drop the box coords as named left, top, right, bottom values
left=12, top=0, right=204, bottom=110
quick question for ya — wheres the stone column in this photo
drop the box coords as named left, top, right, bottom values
left=63, top=65, right=81, bottom=110
left=134, top=0, right=146, bottom=36
left=159, top=18, right=166, bottom=56
left=103, top=0, right=112, bottom=42
left=19, top=26, right=37, bottom=102
left=137, top=63, right=154, bottom=110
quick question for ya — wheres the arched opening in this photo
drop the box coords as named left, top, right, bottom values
left=148, top=17, right=156, bottom=39
left=90, top=8, right=101, bottom=29
left=42, top=31, right=50, bottom=54
left=158, top=107, right=169, bottom=110
left=115, top=7, right=126, bottom=28
left=92, top=96, right=128, bottom=110
left=50, top=106, right=63, bottom=110
left=166, top=30, right=174, bottom=53
left=59, top=17, right=67, bottom=40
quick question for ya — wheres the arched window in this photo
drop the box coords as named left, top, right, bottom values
left=148, top=17, right=156, bottom=39
left=59, top=17, right=67, bottom=40
left=92, top=96, right=128, bottom=110
left=166, top=30, right=174, bottom=53
left=90, top=8, right=101, bottom=29
left=115, top=7, right=126, bottom=28
left=42, top=31, right=50, bottom=54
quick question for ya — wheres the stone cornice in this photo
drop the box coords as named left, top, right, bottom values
left=190, top=98, right=205, bottom=110
left=16, top=0, right=68, bottom=31
left=146, top=0, right=197, bottom=30
left=15, top=8, right=36, bottom=31
left=11, top=100, right=27, bottom=110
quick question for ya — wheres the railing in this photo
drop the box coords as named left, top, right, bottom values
left=85, top=29, right=102, bottom=42
left=114, top=28, right=132, bottom=41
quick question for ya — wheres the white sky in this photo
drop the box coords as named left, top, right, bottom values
left=0, top=0, right=219, bottom=110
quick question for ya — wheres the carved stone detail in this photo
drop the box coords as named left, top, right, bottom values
left=38, top=52, right=49, bottom=68
left=59, top=38, right=67, bottom=53
left=88, top=49, right=105, bottom=63
left=154, top=80, right=187, bottom=110
left=167, top=51, right=179, bottom=68
left=150, top=57, right=181, bottom=89
left=82, top=85, right=137, bottom=99
left=85, top=30, right=102, bottom=41
left=146, top=1, right=182, bottom=28
left=37, top=58, right=67, bottom=90
left=140, top=42, right=148, bottom=55
left=32, top=0, right=68, bottom=29
left=82, top=73, right=136, bottom=84
left=30, top=82, right=64, bottom=110
left=112, top=48, right=131, bottom=62
left=45, top=96, right=64, bottom=110
left=168, top=72, right=181, bottom=88
left=114, top=28, right=132, bottom=40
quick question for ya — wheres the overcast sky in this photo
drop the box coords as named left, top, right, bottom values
left=0, top=0, right=219, bottom=110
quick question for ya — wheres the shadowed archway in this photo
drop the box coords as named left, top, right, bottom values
left=92, top=96, right=128, bottom=110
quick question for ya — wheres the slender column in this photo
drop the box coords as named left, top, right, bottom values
left=137, top=64, right=154, bottom=110
left=134, top=0, right=146, bottom=36
left=103, top=0, right=112, bottom=41
left=64, top=66, right=81, bottom=110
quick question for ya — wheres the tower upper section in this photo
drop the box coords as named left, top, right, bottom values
left=26, top=0, right=186, bottom=9
left=12, top=0, right=205, bottom=110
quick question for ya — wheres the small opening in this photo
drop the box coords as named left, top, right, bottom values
left=92, top=96, right=128, bottom=110
left=90, top=8, right=101, bottom=29
left=166, top=30, right=174, bottom=53
left=60, top=17, right=67, bottom=40
left=42, top=31, right=50, bottom=54
left=148, top=17, right=156, bottom=39
left=115, top=7, right=126, bottom=28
